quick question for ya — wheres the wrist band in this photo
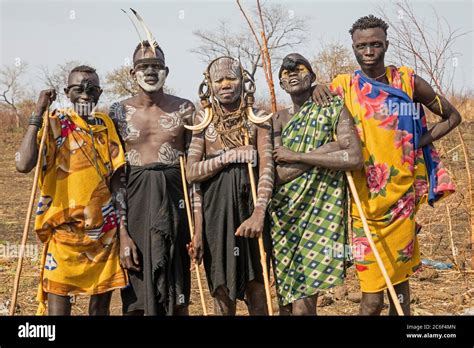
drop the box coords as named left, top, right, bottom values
left=28, top=113, right=43, bottom=128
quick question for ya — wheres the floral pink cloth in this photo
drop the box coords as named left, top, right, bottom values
left=331, top=66, right=455, bottom=292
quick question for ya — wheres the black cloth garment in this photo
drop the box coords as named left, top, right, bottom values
left=201, top=163, right=265, bottom=301
left=121, top=163, right=190, bottom=315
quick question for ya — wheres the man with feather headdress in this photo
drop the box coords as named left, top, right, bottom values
left=109, top=10, right=195, bottom=315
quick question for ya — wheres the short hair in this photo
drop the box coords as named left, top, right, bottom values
left=70, top=65, right=97, bottom=74
left=133, top=40, right=165, bottom=60
left=68, top=65, right=99, bottom=85
left=349, top=15, right=389, bottom=36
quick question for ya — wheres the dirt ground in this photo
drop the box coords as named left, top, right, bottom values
left=0, top=124, right=472, bottom=316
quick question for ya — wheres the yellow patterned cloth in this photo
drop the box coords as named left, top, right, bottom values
left=331, top=66, right=454, bottom=292
left=34, top=108, right=128, bottom=314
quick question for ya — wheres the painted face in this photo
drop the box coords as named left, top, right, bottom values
left=134, top=61, right=167, bottom=92
left=208, top=57, right=243, bottom=105
left=65, top=72, right=102, bottom=115
left=280, top=63, right=313, bottom=95
left=352, top=27, right=388, bottom=69
left=132, top=46, right=168, bottom=92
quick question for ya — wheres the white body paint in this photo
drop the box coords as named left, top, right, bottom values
left=135, top=69, right=167, bottom=92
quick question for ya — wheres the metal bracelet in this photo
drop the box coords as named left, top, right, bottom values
left=28, top=114, right=43, bottom=128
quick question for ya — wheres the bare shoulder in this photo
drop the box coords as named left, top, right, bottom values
left=164, top=94, right=196, bottom=124
left=252, top=108, right=273, bottom=131
left=119, top=96, right=139, bottom=108
left=109, top=97, right=138, bottom=121
left=165, top=94, right=195, bottom=112
left=274, top=107, right=292, bottom=130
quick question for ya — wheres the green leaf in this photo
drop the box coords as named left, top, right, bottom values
left=390, top=166, right=399, bottom=177
left=396, top=256, right=410, bottom=263
left=356, top=260, right=376, bottom=265
left=366, top=155, right=375, bottom=166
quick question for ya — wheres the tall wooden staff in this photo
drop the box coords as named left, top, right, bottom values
left=10, top=105, right=50, bottom=315
left=179, top=156, right=208, bottom=315
left=243, top=131, right=273, bottom=315
left=236, top=0, right=277, bottom=316
left=344, top=171, right=405, bottom=316
left=236, top=0, right=277, bottom=114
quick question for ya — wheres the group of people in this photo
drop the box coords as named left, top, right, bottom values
left=15, top=14, right=461, bottom=316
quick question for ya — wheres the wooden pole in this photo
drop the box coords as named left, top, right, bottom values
left=236, top=0, right=278, bottom=114
left=256, top=0, right=277, bottom=113
left=179, top=156, right=208, bottom=316
left=236, top=0, right=276, bottom=316
left=244, top=132, right=274, bottom=315
left=10, top=108, right=50, bottom=315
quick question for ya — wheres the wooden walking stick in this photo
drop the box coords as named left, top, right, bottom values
left=10, top=105, right=50, bottom=315
left=243, top=131, right=274, bottom=315
left=343, top=171, right=405, bottom=316
left=331, top=129, right=404, bottom=315
left=179, top=155, right=208, bottom=316
left=236, top=0, right=275, bottom=316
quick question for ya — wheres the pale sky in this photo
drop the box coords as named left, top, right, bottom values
left=1, top=0, right=472, bottom=107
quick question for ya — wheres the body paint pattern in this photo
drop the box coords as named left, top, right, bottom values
left=205, top=123, right=218, bottom=143
left=158, top=142, right=183, bottom=165
left=125, top=149, right=142, bottom=166
left=160, top=111, right=183, bottom=131
left=254, top=121, right=274, bottom=212
left=109, top=103, right=140, bottom=142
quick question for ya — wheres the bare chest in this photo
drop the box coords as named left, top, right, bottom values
left=117, top=105, right=186, bottom=165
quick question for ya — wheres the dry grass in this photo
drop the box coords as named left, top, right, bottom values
left=0, top=120, right=472, bottom=316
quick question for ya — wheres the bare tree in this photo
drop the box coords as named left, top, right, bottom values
left=191, top=3, right=308, bottom=78
left=312, top=42, right=359, bottom=84
left=105, top=65, right=139, bottom=99
left=0, top=63, right=28, bottom=128
left=378, top=1, right=468, bottom=97
left=379, top=0, right=473, bottom=269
